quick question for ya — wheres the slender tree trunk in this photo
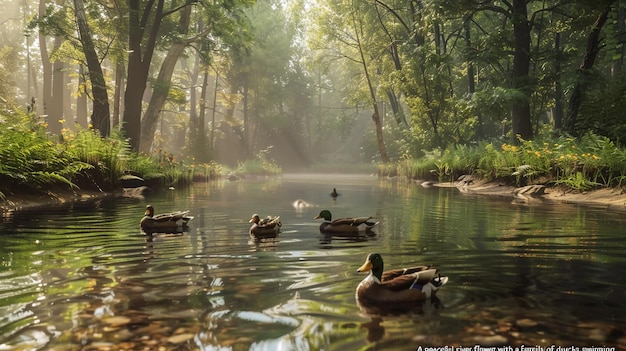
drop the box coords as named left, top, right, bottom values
left=198, top=68, right=209, bottom=160
left=351, top=1, right=389, bottom=162
left=612, top=0, right=625, bottom=76
left=139, top=3, right=191, bottom=152
left=243, top=81, right=249, bottom=152
left=187, top=57, right=198, bottom=148
left=77, top=65, right=88, bottom=128
left=553, top=31, right=564, bottom=130
left=113, top=61, right=124, bottom=129
left=566, top=4, right=613, bottom=133
left=50, top=37, right=65, bottom=139
left=511, top=0, right=533, bottom=140
left=210, top=70, right=219, bottom=155
left=464, top=16, right=481, bottom=138
left=74, top=0, right=110, bottom=136
left=138, top=40, right=188, bottom=152
left=39, top=0, right=50, bottom=122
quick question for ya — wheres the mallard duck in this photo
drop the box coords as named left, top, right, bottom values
left=249, top=213, right=282, bottom=238
left=314, top=209, right=379, bottom=233
left=356, top=253, right=448, bottom=303
left=140, top=205, right=193, bottom=230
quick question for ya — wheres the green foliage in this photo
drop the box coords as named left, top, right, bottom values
left=384, top=132, right=626, bottom=192
left=0, top=111, right=82, bottom=197
left=235, top=146, right=282, bottom=176
left=0, top=109, right=202, bottom=200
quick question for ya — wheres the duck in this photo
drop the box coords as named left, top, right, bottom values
left=249, top=213, right=282, bottom=238
left=292, top=199, right=314, bottom=209
left=330, top=188, right=340, bottom=199
left=356, top=253, right=448, bottom=304
left=314, top=209, right=379, bottom=234
left=140, top=205, right=193, bottom=230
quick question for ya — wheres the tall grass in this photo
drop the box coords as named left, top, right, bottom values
left=381, top=133, right=626, bottom=191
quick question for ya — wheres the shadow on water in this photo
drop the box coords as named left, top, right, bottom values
left=0, top=174, right=625, bottom=349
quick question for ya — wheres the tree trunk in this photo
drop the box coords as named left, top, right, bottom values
left=113, top=61, right=124, bottom=129
left=39, top=0, right=51, bottom=122
left=210, top=70, right=219, bottom=155
left=139, top=3, right=191, bottom=152
left=464, top=16, right=482, bottom=138
left=198, top=68, right=209, bottom=159
left=74, top=0, right=110, bottom=136
left=77, top=65, right=88, bottom=128
left=566, top=4, right=613, bottom=134
left=186, top=57, right=198, bottom=148
left=553, top=31, right=564, bottom=130
left=139, top=41, right=188, bottom=152
left=122, top=0, right=164, bottom=152
left=511, top=0, right=533, bottom=140
left=352, top=3, right=389, bottom=162
left=50, top=37, right=65, bottom=139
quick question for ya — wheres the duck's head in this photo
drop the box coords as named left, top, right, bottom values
left=314, top=210, right=332, bottom=221
left=145, top=205, right=155, bottom=217
left=249, top=214, right=261, bottom=224
left=357, top=253, right=384, bottom=281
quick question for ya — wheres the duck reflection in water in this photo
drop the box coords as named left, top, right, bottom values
left=358, top=297, right=445, bottom=343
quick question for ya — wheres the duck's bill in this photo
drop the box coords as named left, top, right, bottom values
left=357, top=260, right=372, bottom=272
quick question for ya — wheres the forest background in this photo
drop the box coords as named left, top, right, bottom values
left=1, top=0, right=626, bottom=201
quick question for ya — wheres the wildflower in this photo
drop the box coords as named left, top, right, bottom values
left=534, top=151, right=541, bottom=157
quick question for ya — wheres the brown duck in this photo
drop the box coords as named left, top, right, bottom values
left=314, top=210, right=379, bottom=234
left=356, top=253, right=448, bottom=303
left=140, top=205, right=193, bottom=230
left=249, top=214, right=282, bottom=238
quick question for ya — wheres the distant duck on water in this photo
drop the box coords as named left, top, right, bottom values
left=140, top=205, right=194, bottom=230
left=330, top=188, right=340, bottom=199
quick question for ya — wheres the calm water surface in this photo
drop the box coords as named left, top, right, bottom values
left=1, top=174, right=625, bottom=350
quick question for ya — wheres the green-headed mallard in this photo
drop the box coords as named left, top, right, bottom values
left=140, top=205, right=193, bottom=230
left=356, top=253, right=448, bottom=303
left=314, top=209, right=379, bottom=234
left=249, top=214, right=282, bottom=238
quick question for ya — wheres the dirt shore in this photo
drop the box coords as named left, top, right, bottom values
left=429, top=177, right=626, bottom=210
left=0, top=189, right=117, bottom=213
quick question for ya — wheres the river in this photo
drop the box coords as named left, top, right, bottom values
left=0, top=174, right=625, bottom=350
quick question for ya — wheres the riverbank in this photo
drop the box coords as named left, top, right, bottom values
left=0, top=188, right=116, bottom=213
left=425, top=177, right=626, bottom=210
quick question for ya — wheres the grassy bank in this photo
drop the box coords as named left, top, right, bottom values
left=0, top=112, right=220, bottom=201
left=378, top=133, right=626, bottom=191
left=0, top=108, right=288, bottom=204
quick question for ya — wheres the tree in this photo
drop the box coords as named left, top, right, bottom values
left=566, top=3, right=614, bottom=134
left=122, top=0, right=165, bottom=152
left=73, top=0, right=110, bottom=136
left=309, top=0, right=390, bottom=162
left=510, top=0, right=533, bottom=140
